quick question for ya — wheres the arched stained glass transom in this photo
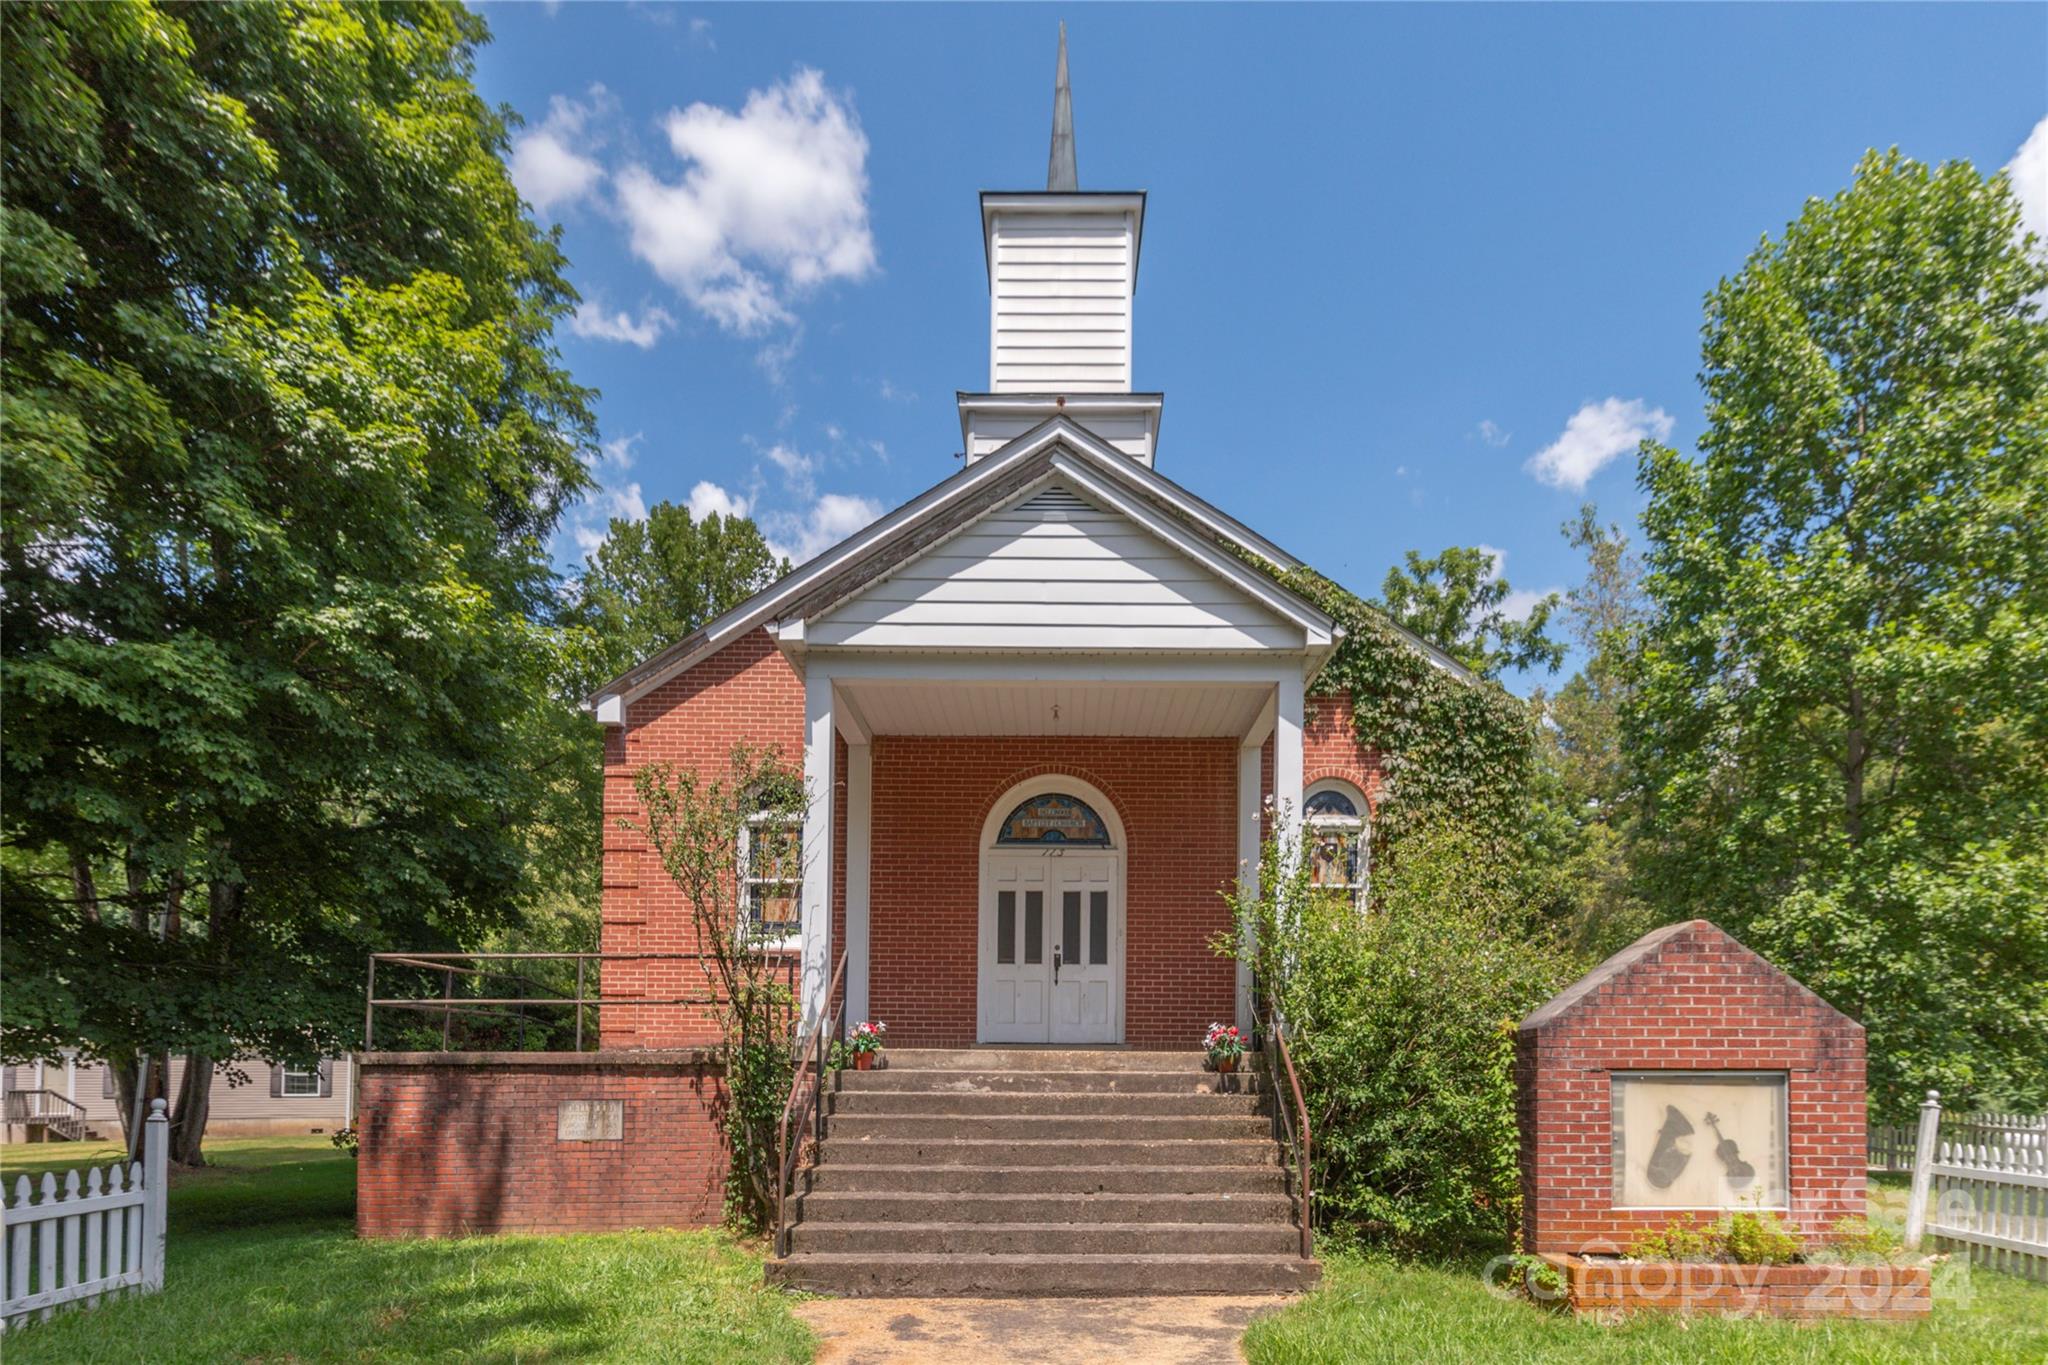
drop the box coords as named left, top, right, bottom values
left=995, top=792, right=1113, bottom=847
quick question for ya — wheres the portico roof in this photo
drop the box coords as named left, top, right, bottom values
left=586, top=415, right=1464, bottom=722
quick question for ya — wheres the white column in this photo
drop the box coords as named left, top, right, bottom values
left=1274, top=671, right=1305, bottom=850
left=1236, top=740, right=1263, bottom=1029
left=801, top=672, right=837, bottom=1035
left=845, top=741, right=873, bottom=1024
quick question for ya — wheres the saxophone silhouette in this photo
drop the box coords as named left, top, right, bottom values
left=1646, top=1105, right=1694, bottom=1189
left=1705, top=1111, right=1756, bottom=1190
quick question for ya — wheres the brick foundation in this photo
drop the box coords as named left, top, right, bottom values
left=1539, top=1254, right=1930, bottom=1320
left=1516, top=920, right=1867, bottom=1254
left=355, top=1052, right=728, bottom=1237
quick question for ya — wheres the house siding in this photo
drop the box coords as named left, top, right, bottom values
left=2, top=1057, right=352, bottom=1140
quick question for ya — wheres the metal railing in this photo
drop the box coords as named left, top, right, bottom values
left=362, top=951, right=798, bottom=1052
left=2, top=1090, right=88, bottom=1143
left=1263, top=1014, right=1314, bottom=1260
left=774, top=949, right=848, bottom=1258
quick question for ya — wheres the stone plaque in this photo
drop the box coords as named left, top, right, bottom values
left=557, top=1099, right=624, bottom=1142
left=1612, top=1072, right=1787, bottom=1209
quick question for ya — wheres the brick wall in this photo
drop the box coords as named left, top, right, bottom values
left=1304, top=690, right=1385, bottom=809
left=356, top=1053, right=727, bottom=1237
left=601, top=630, right=806, bottom=1047
left=1516, top=920, right=1867, bottom=1253
left=868, top=735, right=1240, bottom=1048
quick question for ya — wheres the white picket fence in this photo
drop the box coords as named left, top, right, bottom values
left=0, top=1099, right=167, bottom=1329
left=1903, top=1092, right=2048, bottom=1284
left=1870, top=1109, right=2047, bottom=1174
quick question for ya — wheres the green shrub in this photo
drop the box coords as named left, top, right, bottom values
left=1721, top=1210, right=1804, bottom=1265
left=1811, top=1215, right=1905, bottom=1264
left=1627, top=1218, right=1716, bottom=1263
left=1225, top=819, right=1579, bottom=1252
left=1626, top=1211, right=1806, bottom=1264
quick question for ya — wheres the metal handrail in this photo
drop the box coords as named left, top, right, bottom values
left=363, top=950, right=797, bottom=1052
left=1265, top=1014, right=1314, bottom=1260
left=3, top=1088, right=89, bottom=1141
left=774, top=949, right=848, bottom=1258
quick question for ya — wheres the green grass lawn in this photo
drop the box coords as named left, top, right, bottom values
left=1, top=1137, right=813, bottom=1363
left=1244, top=1176, right=2048, bottom=1364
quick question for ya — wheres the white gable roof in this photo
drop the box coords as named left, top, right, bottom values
left=586, top=415, right=1468, bottom=721
left=807, top=476, right=1297, bottom=651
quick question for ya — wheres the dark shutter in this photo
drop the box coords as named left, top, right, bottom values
left=317, top=1059, right=334, bottom=1098
left=270, top=1064, right=285, bottom=1098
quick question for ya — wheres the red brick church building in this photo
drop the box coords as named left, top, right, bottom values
left=582, top=57, right=1465, bottom=1059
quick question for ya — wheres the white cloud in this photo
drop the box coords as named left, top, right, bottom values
left=879, top=378, right=916, bottom=403
left=2009, top=115, right=2048, bottom=301
left=569, top=300, right=675, bottom=349
left=616, top=68, right=875, bottom=336
left=1501, top=587, right=1558, bottom=623
left=1525, top=397, right=1673, bottom=491
left=686, top=480, right=752, bottom=521
left=1474, top=543, right=1507, bottom=579
left=689, top=16, right=715, bottom=48
left=596, top=432, right=640, bottom=472
left=572, top=480, right=647, bottom=554
left=510, top=87, right=612, bottom=216
left=760, top=442, right=816, bottom=496
left=1475, top=419, right=1510, bottom=448
left=765, top=492, right=882, bottom=565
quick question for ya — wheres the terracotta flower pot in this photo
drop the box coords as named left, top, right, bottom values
left=854, top=1052, right=874, bottom=1071
left=1213, top=1055, right=1237, bottom=1074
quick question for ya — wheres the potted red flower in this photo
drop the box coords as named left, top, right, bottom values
left=847, top=1020, right=887, bottom=1070
left=1204, top=1022, right=1246, bottom=1074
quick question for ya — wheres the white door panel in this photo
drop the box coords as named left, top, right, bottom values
left=981, top=850, right=1121, bottom=1045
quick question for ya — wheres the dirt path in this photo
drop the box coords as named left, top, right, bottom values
left=795, top=1295, right=1291, bottom=1365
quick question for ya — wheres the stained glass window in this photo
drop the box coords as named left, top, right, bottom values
left=996, top=793, right=1111, bottom=847
left=1304, top=779, right=1367, bottom=905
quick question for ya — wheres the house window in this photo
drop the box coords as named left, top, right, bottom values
left=281, top=1066, right=321, bottom=1097
left=740, top=813, right=803, bottom=945
left=1305, top=779, right=1368, bottom=907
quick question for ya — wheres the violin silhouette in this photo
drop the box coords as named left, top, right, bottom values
left=1645, top=1105, right=1694, bottom=1189
left=1705, top=1111, right=1756, bottom=1189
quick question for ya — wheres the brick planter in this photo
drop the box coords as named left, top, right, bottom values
left=1539, top=1254, right=1932, bottom=1320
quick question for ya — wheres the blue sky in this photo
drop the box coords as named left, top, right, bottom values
left=475, top=2, right=2047, bottom=688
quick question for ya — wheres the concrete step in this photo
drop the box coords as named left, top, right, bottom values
left=766, top=1251, right=1320, bottom=1297
left=789, top=1220, right=1304, bottom=1256
left=806, top=1163, right=1289, bottom=1196
left=825, top=1113, right=1273, bottom=1142
left=820, top=1137, right=1277, bottom=1168
left=797, top=1190, right=1297, bottom=1225
left=830, top=1088, right=1268, bottom=1117
left=879, top=1049, right=1209, bottom=1072
left=838, top=1068, right=1257, bottom=1095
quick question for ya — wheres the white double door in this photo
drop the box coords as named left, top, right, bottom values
left=980, top=851, right=1121, bottom=1044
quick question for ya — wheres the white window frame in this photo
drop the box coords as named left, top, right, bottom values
left=739, top=811, right=804, bottom=949
left=280, top=1065, right=321, bottom=1098
left=1304, top=777, right=1369, bottom=908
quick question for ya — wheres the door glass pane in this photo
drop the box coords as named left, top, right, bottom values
left=1062, top=892, right=1081, bottom=964
left=1089, top=890, right=1108, bottom=965
left=996, top=891, right=1016, bottom=965
left=1024, top=891, right=1043, bottom=964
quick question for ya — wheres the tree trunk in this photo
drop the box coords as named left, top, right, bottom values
left=1844, top=681, right=1867, bottom=844
left=169, top=1052, right=212, bottom=1167
left=69, top=852, right=101, bottom=925
left=110, top=1055, right=143, bottom=1158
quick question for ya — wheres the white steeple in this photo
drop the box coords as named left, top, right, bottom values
left=960, top=27, right=1161, bottom=467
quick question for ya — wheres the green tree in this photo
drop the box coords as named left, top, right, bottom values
left=563, top=501, right=786, bottom=700
left=1628, top=149, right=2048, bottom=1121
left=1379, top=546, right=1564, bottom=680
left=1526, top=506, right=1654, bottom=954
left=1, top=2, right=595, bottom=1162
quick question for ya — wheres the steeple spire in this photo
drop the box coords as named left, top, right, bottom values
left=1047, top=23, right=1077, bottom=192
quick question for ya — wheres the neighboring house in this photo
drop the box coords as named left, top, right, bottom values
left=2, top=1055, right=352, bottom=1143
left=581, top=50, right=1470, bottom=1056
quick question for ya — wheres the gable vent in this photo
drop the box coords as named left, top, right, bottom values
left=1018, top=485, right=1095, bottom=519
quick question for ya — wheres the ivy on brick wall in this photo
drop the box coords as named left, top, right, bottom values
left=1278, top=568, right=1536, bottom=856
